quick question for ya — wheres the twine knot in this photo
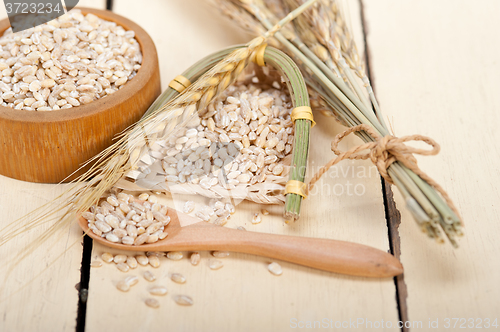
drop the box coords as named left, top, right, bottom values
left=328, top=124, right=440, bottom=185
left=306, top=124, right=441, bottom=193
left=305, top=123, right=462, bottom=228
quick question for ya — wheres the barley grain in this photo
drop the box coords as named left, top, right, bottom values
left=136, top=255, right=149, bottom=266
left=190, top=252, right=201, bottom=266
left=137, top=193, right=149, bottom=201
left=125, top=275, right=139, bottom=287
left=208, top=259, right=223, bottom=270
left=116, top=262, right=130, bottom=273
left=145, top=298, right=160, bottom=308
left=134, top=233, right=149, bottom=246
left=252, top=213, right=262, bottom=224
left=90, top=261, right=102, bottom=268
left=95, top=220, right=112, bottom=233
left=146, top=234, right=159, bottom=243
left=170, top=273, right=186, bottom=284
left=148, top=255, right=160, bottom=268
left=166, top=251, right=183, bottom=261
left=126, top=256, right=138, bottom=269
left=174, top=295, right=193, bottom=306
left=101, top=252, right=113, bottom=263
left=143, top=270, right=156, bottom=282
left=267, top=262, right=283, bottom=276
left=122, top=236, right=134, bottom=245
left=149, top=285, right=168, bottom=296
left=183, top=201, right=195, bottom=214
left=212, top=251, right=230, bottom=258
left=113, top=254, right=127, bottom=264
left=116, top=280, right=130, bottom=292
left=105, top=233, right=120, bottom=243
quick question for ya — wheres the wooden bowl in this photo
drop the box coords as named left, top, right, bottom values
left=0, top=8, right=161, bottom=183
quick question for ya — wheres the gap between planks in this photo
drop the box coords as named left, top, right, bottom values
left=76, top=235, right=93, bottom=332
left=359, top=0, right=409, bottom=330
left=106, top=0, right=113, bottom=11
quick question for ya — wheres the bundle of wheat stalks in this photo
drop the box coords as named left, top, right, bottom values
left=211, top=0, right=463, bottom=246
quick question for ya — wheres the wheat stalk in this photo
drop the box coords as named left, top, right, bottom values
left=69, top=0, right=318, bottom=215
left=0, top=0, right=318, bottom=258
left=211, top=0, right=464, bottom=246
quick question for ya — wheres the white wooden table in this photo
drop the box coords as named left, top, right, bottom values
left=0, top=1, right=499, bottom=331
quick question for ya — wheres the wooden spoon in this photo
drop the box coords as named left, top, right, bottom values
left=78, top=209, right=403, bottom=278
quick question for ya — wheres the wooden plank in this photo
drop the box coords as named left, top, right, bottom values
left=112, top=0, right=254, bottom=89
left=0, top=178, right=84, bottom=331
left=84, top=1, right=399, bottom=331
left=0, top=2, right=106, bottom=332
left=363, top=0, right=500, bottom=329
left=77, top=0, right=106, bottom=10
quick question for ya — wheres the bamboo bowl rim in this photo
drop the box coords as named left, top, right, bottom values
left=0, top=7, right=158, bottom=124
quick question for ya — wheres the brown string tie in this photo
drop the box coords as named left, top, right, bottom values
left=306, top=124, right=461, bottom=221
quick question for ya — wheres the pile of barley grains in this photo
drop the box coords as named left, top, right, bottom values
left=159, top=83, right=294, bottom=185
left=84, top=192, right=170, bottom=245
left=0, top=9, right=142, bottom=111
left=129, top=83, right=294, bottom=207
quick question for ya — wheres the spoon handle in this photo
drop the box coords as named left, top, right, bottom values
left=174, top=225, right=403, bottom=278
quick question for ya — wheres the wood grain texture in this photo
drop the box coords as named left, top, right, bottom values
left=364, top=0, right=500, bottom=329
left=0, top=179, right=84, bottom=331
left=113, top=0, right=254, bottom=89
left=83, top=1, right=399, bottom=331
left=0, top=7, right=161, bottom=183
left=0, top=3, right=103, bottom=332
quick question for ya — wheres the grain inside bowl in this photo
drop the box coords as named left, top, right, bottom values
left=0, top=9, right=142, bottom=111
left=0, top=7, right=160, bottom=183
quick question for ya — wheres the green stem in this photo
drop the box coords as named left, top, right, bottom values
left=264, top=47, right=311, bottom=221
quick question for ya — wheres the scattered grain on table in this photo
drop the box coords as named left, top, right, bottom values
left=101, top=252, right=113, bottom=263
left=145, top=298, right=160, bottom=308
left=166, top=251, right=183, bottom=261
left=212, top=251, right=230, bottom=258
left=149, top=285, right=168, bottom=296
left=267, top=262, right=283, bottom=276
left=90, top=261, right=102, bottom=268
left=208, top=259, right=224, bottom=270
left=170, top=273, right=186, bottom=284
left=190, top=252, right=200, bottom=266
left=143, top=270, right=156, bottom=282
left=173, top=295, right=193, bottom=306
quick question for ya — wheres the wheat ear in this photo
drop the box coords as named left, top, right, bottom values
left=0, top=0, right=319, bottom=258
left=71, top=0, right=318, bottom=214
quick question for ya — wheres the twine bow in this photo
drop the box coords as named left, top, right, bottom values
left=306, top=124, right=461, bottom=221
